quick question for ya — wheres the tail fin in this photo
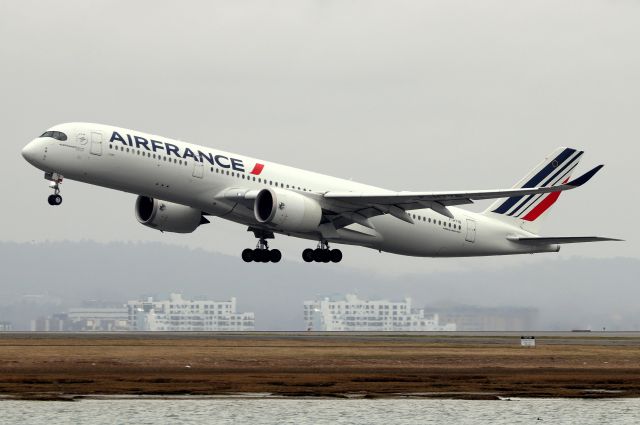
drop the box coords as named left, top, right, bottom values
left=484, top=147, right=584, bottom=234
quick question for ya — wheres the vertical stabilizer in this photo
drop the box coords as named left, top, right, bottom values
left=484, top=147, right=583, bottom=234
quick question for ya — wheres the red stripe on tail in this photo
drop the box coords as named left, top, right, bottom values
left=521, top=178, right=569, bottom=221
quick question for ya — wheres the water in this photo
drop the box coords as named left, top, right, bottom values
left=1, top=398, right=639, bottom=424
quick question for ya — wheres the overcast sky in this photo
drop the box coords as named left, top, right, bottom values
left=0, top=0, right=637, bottom=274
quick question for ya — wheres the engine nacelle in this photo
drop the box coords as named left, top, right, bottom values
left=135, top=196, right=208, bottom=233
left=254, top=188, right=322, bottom=232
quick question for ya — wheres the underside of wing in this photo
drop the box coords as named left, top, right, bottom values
left=507, top=236, right=623, bottom=245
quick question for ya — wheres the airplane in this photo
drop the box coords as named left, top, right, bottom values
left=21, top=123, right=620, bottom=263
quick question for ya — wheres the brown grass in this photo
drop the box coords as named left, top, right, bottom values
left=1, top=334, right=639, bottom=399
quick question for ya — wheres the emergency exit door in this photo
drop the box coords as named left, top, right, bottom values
left=465, top=219, right=476, bottom=243
left=90, top=132, right=102, bottom=156
left=192, top=162, right=204, bottom=178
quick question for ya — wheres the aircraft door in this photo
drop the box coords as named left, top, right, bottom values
left=192, top=161, right=204, bottom=178
left=465, top=219, right=476, bottom=243
left=90, top=132, right=103, bottom=156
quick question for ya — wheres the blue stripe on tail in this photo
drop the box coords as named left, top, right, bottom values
left=492, top=148, right=576, bottom=214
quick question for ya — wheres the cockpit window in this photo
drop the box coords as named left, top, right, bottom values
left=40, top=131, right=67, bottom=141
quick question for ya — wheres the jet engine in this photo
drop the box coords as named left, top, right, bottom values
left=254, top=188, right=322, bottom=232
left=135, top=196, right=209, bottom=233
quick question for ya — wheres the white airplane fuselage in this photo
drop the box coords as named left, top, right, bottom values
left=22, top=122, right=560, bottom=259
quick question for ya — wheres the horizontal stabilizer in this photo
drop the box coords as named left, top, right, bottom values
left=507, top=236, right=623, bottom=245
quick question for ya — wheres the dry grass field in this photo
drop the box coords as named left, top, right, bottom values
left=1, top=333, right=639, bottom=400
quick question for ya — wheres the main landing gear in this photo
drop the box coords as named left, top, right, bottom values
left=242, top=228, right=281, bottom=263
left=45, top=172, right=63, bottom=206
left=302, top=241, right=342, bottom=263
left=242, top=240, right=282, bottom=263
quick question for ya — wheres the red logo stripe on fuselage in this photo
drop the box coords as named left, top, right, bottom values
left=249, top=163, right=265, bottom=175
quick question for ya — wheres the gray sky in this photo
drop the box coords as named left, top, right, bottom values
left=1, top=0, right=637, bottom=274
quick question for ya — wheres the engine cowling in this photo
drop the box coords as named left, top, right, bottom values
left=135, top=196, right=208, bottom=233
left=254, top=188, right=322, bottom=232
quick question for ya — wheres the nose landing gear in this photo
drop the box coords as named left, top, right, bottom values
left=45, top=172, right=63, bottom=206
left=302, top=241, right=342, bottom=263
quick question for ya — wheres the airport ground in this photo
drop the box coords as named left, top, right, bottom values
left=1, top=332, right=639, bottom=400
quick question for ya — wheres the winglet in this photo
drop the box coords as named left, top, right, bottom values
left=567, top=164, right=604, bottom=187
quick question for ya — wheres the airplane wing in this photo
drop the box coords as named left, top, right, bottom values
left=322, top=165, right=603, bottom=229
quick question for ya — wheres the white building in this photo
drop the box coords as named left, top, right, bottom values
left=127, top=293, right=255, bottom=331
left=304, top=294, right=456, bottom=331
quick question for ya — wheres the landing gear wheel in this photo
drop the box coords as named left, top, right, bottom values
left=242, top=248, right=254, bottom=263
left=252, top=249, right=263, bottom=262
left=270, top=249, right=282, bottom=263
left=330, top=249, right=342, bottom=263
left=313, top=248, right=323, bottom=262
left=302, top=248, right=314, bottom=263
left=47, top=194, right=62, bottom=206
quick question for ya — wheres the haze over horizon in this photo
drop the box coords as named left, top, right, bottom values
left=1, top=240, right=638, bottom=331
left=0, top=0, right=637, bottom=275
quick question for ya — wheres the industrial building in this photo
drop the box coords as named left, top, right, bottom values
left=127, top=293, right=255, bottom=331
left=304, top=294, right=456, bottom=331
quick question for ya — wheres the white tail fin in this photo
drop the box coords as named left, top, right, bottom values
left=484, top=147, right=584, bottom=234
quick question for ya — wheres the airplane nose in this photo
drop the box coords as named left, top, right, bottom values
left=21, top=140, right=39, bottom=163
